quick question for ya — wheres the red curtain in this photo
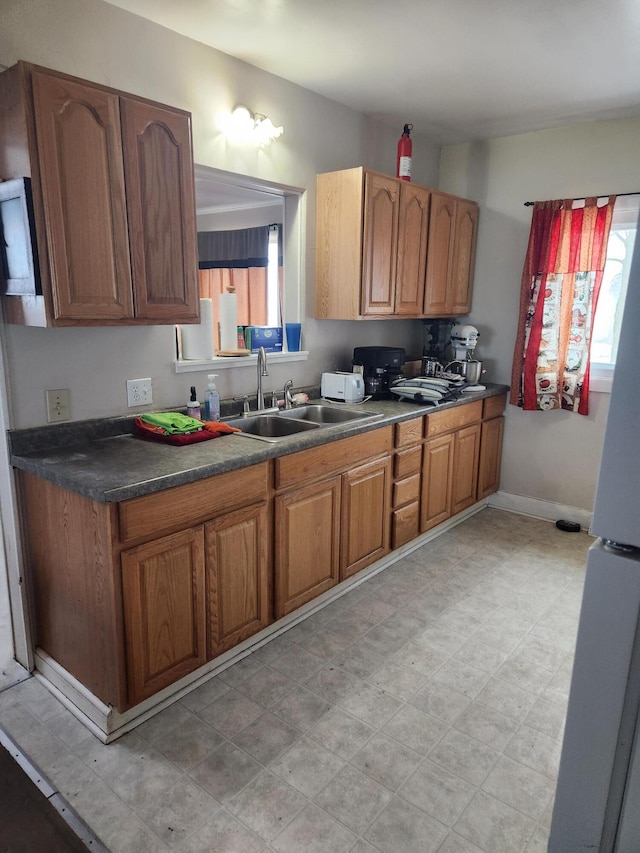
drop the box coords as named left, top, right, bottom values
left=510, top=196, right=616, bottom=415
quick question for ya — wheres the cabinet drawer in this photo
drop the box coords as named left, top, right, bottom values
left=392, top=502, right=420, bottom=549
left=425, top=400, right=482, bottom=438
left=275, top=426, right=393, bottom=491
left=119, top=462, right=269, bottom=544
left=395, top=417, right=423, bottom=448
left=483, top=393, right=507, bottom=420
left=393, top=473, right=420, bottom=508
left=394, top=446, right=422, bottom=479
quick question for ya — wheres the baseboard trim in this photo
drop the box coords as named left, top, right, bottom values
left=33, top=502, right=488, bottom=741
left=487, top=490, right=592, bottom=530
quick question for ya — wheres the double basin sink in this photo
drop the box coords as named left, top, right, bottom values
left=226, top=403, right=382, bottom=443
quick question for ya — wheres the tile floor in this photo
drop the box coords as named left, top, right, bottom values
left=0, top=508, right=591, bottom=852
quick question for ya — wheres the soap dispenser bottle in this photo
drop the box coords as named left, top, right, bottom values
left=187, top=386, right=201, bottom=419
left=204, top=374, right=220, bottom=421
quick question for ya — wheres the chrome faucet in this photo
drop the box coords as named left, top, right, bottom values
left=283, top=379, right=294, bottom=409
left=256, top=346, right=268, bottom=411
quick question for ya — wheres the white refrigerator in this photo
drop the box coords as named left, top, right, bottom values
left=549, top=227, right=640, bottom=851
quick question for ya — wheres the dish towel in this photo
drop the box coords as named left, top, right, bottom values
left=134, top=413, right=242, bottom=445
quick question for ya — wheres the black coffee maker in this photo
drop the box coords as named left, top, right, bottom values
left=352, top=346, right=405, bottom=399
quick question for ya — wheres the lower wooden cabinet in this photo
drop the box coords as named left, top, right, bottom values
left=205, top=503, right=270, bottom=658
left=421, top=433, right=454, bottom=532
left=477, top=415, right=505, bottom=499
left=275, top=479, right=341, bottom=618
left=451, top=423, right=481, bottom=515
left=341, top=456, right=391, bottom=580
left=122, top=527, right=207, bottom=706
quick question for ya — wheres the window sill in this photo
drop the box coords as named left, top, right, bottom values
left=590, top=364, right=614, bottom=393
left=175, top=350, right=309, bottom=373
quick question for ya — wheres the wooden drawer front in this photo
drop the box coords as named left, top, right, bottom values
left=393, top=473, right=420, bottom=508
left=425, top=400, right=482, bottom=438
left=395, top=417, right=423, bottom=448
left=483, top=393, right=507, bottom=420
left=119, top=462, right=269, bottom=544
left=394, top=445, right=422, bottom=479
left=275, top=426, right=393, bottom=491
left=392, top=502, right=420, bottom=549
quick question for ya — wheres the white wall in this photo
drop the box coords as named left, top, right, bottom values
left=0, top=0, right=441, bottom=428
left=440, top=117, right=640, bottom=511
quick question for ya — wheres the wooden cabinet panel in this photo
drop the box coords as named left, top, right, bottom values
left=119, top=462, right=269, bottom=544
left=122, top=527, right=207, bottom=706
left=477, top=416, right=505, bottom=500
left=120, top=97, right=198, bottom=322
left=425, top=400, right=482, bottom=439
left=275, top=427, right=393, bottom=490
left=394, top=445, right=422, bottom=479
left=395, top=183, right=429, bottom=314
left=483, top=393, right=507, bottom=420
left=393, top=472, right=421, bottom=509
left=341, top=456, right=391, bottom=580
left=392, top=502, right=420, bottom=549
left=362, top=172, right=398, bottom=315
left=205, top=503, right=270, bottom=657
left=424, top=191, right=456, bottom=316
left=31, top=70, right=134, bottom=321
left=275, top=479, right=341, bottom=617
left=450, top=200, right=478, bottom=314
left=395, top=417, right=424, bottom=448
left=451, top=423, right=481, bottom=515
left=421, top=434, right=454, bottom=532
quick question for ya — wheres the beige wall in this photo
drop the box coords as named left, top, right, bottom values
left=0, top=0, right=441, bottom=428
left=440, top=117, right=640, bottom=511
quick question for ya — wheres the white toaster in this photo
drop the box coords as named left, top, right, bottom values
left=321, top=372, right=365, bottom=403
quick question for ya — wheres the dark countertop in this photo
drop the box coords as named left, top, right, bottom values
left=9, top=385, right=509, bottom=503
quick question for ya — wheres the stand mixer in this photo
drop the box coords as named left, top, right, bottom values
left=445, top=324, right=486, bottom=386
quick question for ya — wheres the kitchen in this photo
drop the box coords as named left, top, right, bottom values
left=1, top=0, right=640, bottom=851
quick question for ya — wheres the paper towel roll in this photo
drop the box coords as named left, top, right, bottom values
left=219, top=291, right=238, bottom=352
left=180, top=298, right=215, bottom=360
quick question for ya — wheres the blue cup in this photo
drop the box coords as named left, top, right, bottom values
left=285, top=323, right=301, bottom=352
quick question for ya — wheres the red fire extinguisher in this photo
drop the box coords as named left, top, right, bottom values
left=397, top=123, right=413, bottom=181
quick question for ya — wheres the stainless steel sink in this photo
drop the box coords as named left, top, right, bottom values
left=279, top=404, right=379, bottom=425
left=228, top=414, right=319, bottom=443
left=226, top=403, right=382, bottom=443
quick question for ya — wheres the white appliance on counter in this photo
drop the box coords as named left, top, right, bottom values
left=321, top=371, right=365, bottom=403
left=549, top=224, right=640, bottom=851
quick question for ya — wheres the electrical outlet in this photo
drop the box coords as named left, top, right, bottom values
left=126, top=378, right=153, bottom=407
left=45, top=389, right=70, bottom=423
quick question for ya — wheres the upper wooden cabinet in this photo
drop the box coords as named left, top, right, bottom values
left=315, top=166, right=477, bottom=320
left=424, top=192, right=479, bottom=317
left=0, top=62, right=199, bottom=326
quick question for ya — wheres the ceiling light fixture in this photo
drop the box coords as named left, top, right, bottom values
left=223, top=105, right=283, bottom=146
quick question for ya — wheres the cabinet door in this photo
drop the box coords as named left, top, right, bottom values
left=341, top=456, right=391, bottom=580
left=120, top=98, right=199, bottom=322
left=395, top=183, right=429, bottom=315
left=275, top=479, right=341, bottom=617
left=451, top=423, right=481, bottom=516
left=205, top=503, right=270, bottom=658
left=477, top=416, right=504, bottom=500
left=450, top=199, right=478, bottom=315
left=122, top=527, right=206, bottom=706
left=31, top=70, right=135, bottom=321
left=423, top=191, right=456, bottom=316
left=421, top=434, right=454, bottom=532
left=361, top=172, right=398, bottom=315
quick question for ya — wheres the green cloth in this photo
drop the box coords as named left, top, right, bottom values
left=139, top=412, right=203, bottom=434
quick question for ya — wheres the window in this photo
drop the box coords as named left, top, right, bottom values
left=590, top=195, right=639, bottom=390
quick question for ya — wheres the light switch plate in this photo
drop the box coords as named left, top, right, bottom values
left=127, top=378, right=153, bottom=407
left=45, top=389, right=70, bottom=423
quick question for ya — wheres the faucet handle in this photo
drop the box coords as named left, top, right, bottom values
left=233, top=394, right=251, bottom=414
